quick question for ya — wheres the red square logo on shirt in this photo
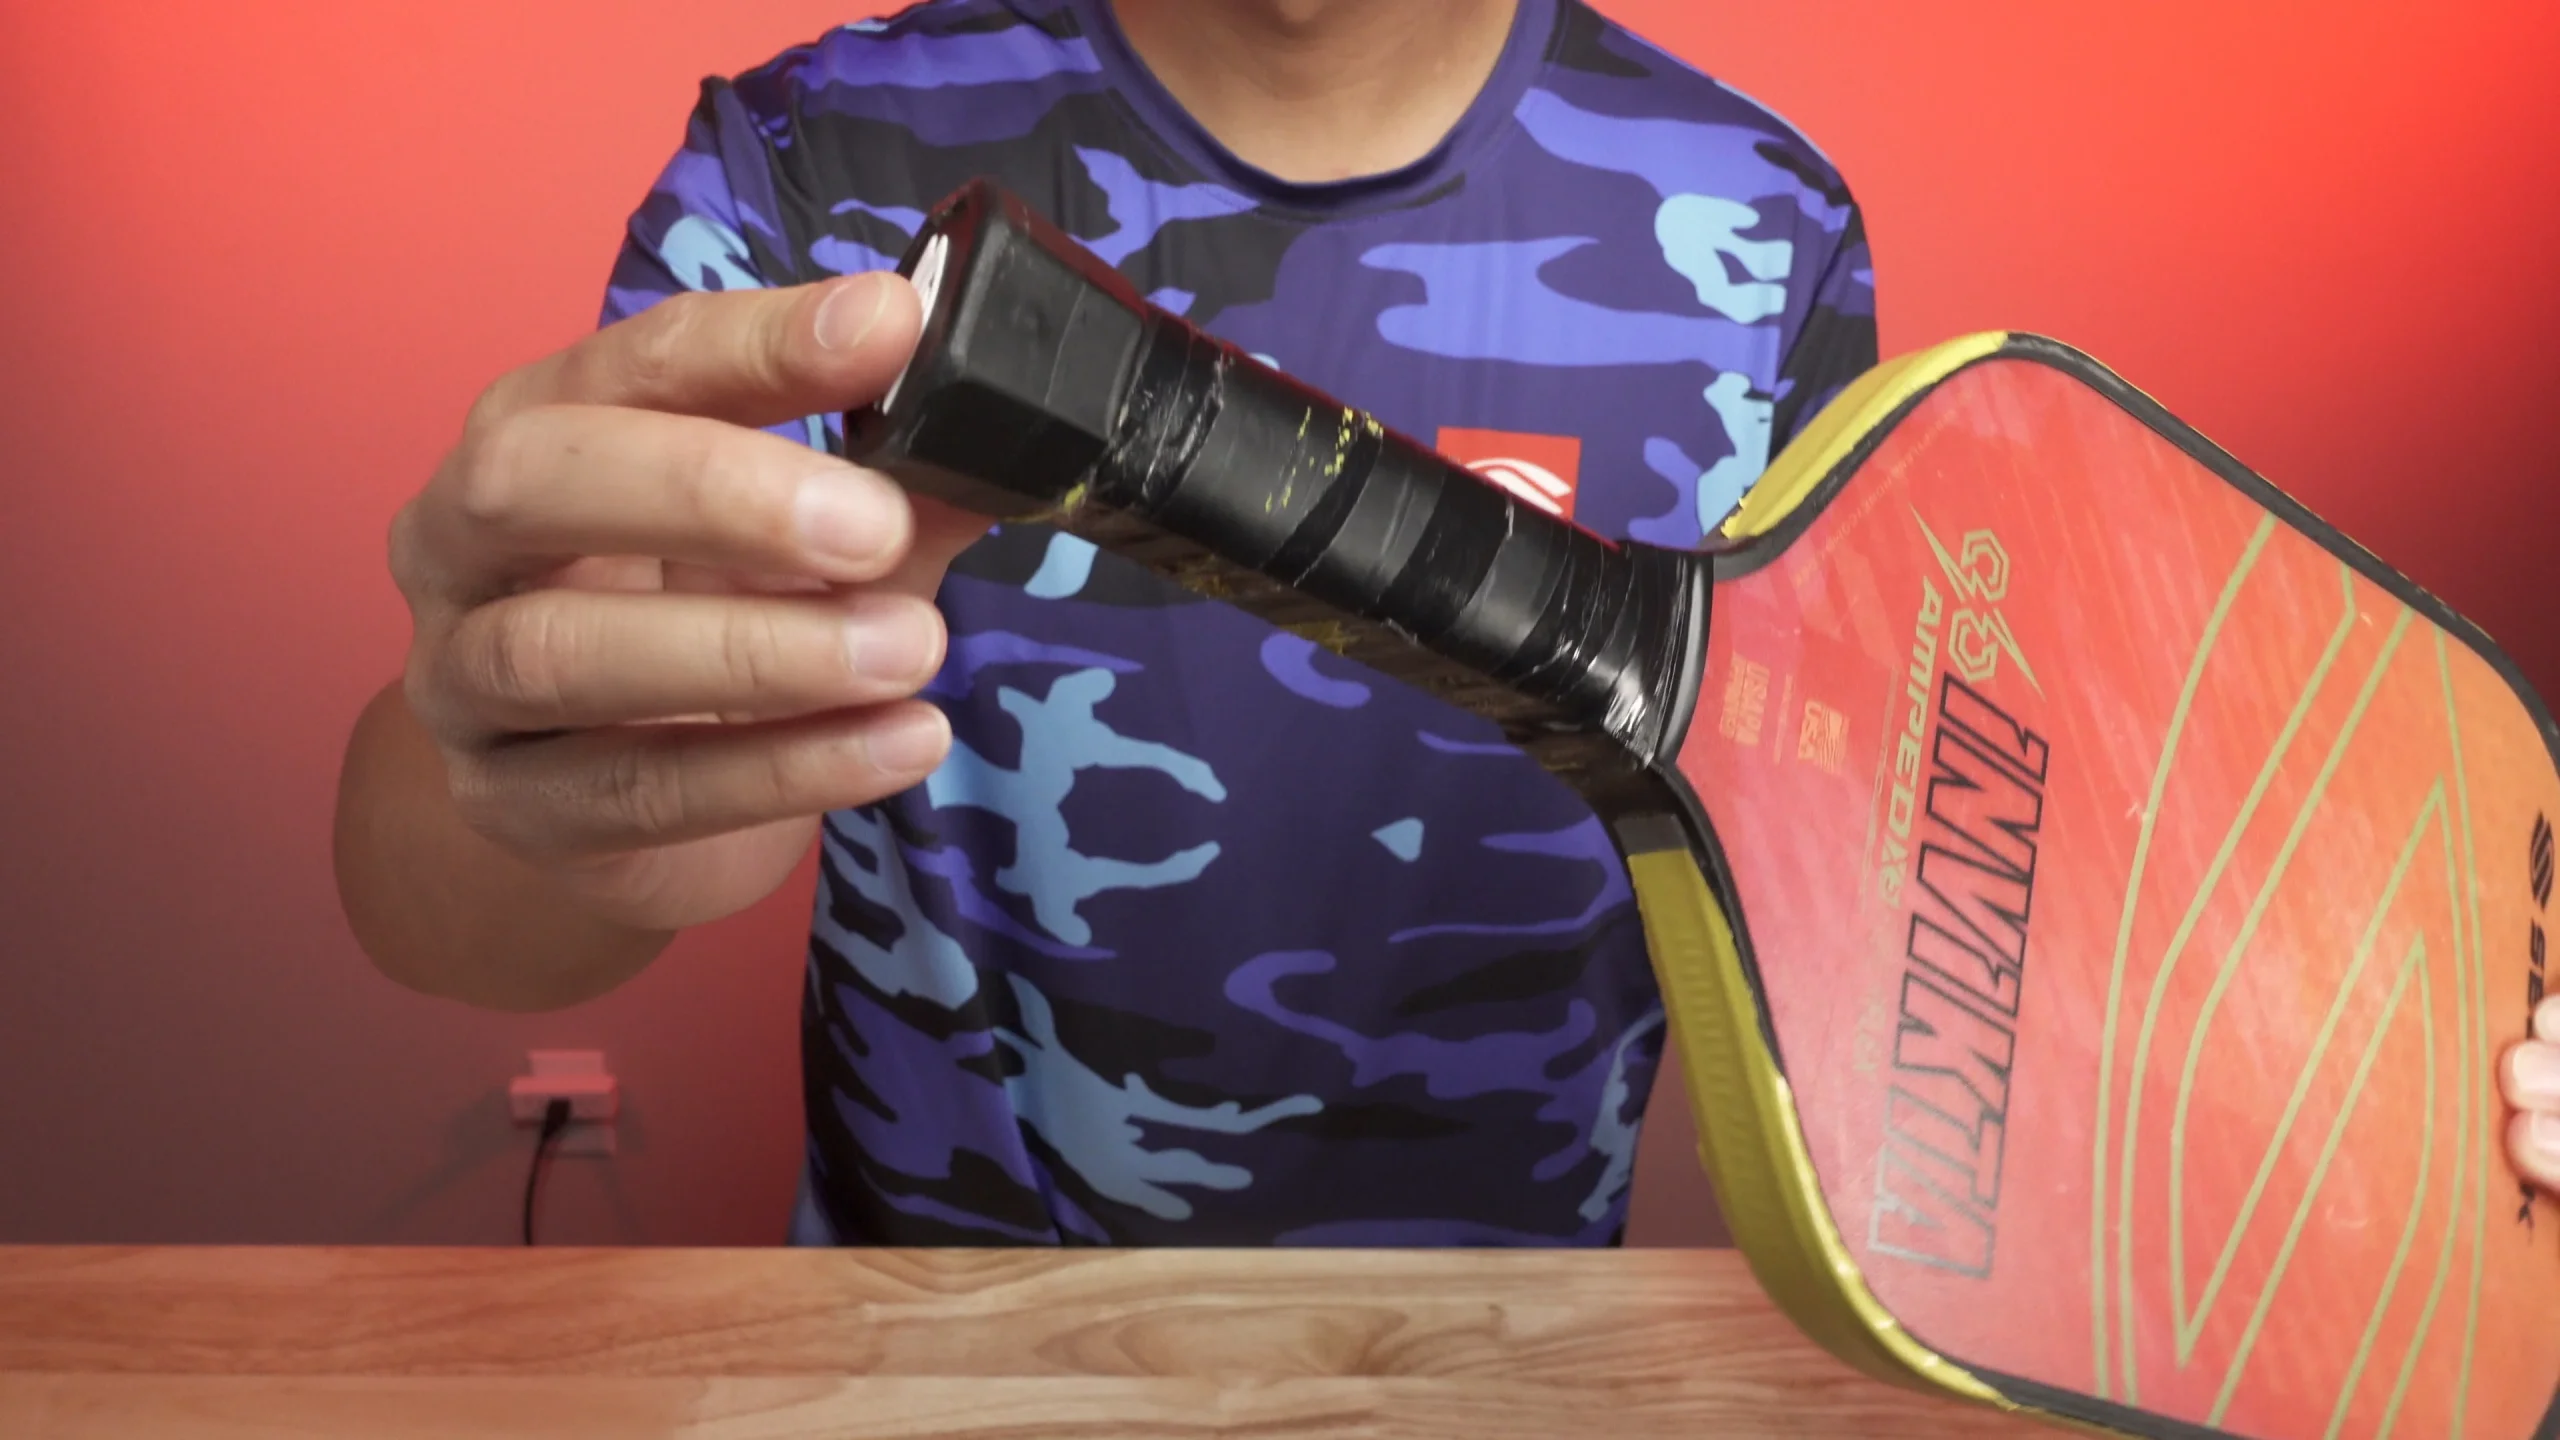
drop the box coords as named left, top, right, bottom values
left=1435, top=427, right=1582, bottom=521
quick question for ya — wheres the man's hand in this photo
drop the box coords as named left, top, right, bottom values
left=2502, top=998, right=2560, bottom=1196
left=374, top=272, right=989, bottom=947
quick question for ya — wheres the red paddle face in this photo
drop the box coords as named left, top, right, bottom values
left=1677, top=354, right=2560, bottom=1435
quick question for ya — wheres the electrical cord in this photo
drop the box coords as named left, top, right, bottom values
left=522, top=1097, right=573, bottom=1246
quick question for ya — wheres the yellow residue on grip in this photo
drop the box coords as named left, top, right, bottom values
left=1325, top=409, right=1360, bottom=478
left=1025, top=478, right=1092, bottom=526
left=1271, top=408, right=1378, bottom=513
left=1263, top=409, right=1319, bottom=515
left=1285, top=619, right=1359, bottom=655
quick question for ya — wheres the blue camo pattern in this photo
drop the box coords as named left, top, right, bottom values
left=601, top=0, right=1877, bottom=1246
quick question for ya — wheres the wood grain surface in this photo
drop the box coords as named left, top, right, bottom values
left=0, top=1246, right=2056, bottom=1437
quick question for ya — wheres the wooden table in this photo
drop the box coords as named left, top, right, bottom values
left=0, top=1246, right=2053, bottom=1437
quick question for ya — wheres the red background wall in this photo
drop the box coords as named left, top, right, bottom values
left=1, top=1, right=2552, bottom=1247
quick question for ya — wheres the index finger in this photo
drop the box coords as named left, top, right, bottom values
left=481, top=271, right=924, bottom=432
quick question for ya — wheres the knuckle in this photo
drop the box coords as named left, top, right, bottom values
left=751, top=290, right=810, bottom=390
left=385, top=500, right=432, bottom=598
left=715, top=605, right=799, bottom=697
left=449, top=408, right=540, bottom=538
left=443, top=750, right=511, bottom=835
left=440, top=731, right=552, bottom=846
left=402, top=624, right=490, bottom=750
left=668, top=426, right=777, bottom=547
left=444, top=731, right=600, bottom=860
left=448, top=750, right=565, bottom=864
left=778, top=752, right=829, bottom=816
left=746, top=735, right=820, bottom=816
left=461, top=373, right=519, bottom=438
left=597, top=739, right=690, bottom=840
left=621, top=291, right=704, bottom=397
left=466, top=604, right=574, bottom=721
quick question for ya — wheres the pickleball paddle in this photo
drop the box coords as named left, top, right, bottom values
left=846, top=179, right=2560, bottom=1440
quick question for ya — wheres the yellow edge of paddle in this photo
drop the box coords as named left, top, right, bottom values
left=1628, top=850, right=2018, bottom=1409
left=1663, top=328, right=2139, bottom=1433
left=1718, top=330, right=2010, bottom=543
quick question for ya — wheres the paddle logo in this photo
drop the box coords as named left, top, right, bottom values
left=1917, top=515, right=2041, bottom=694
left=1865, top=513, right=2053, bottom=1280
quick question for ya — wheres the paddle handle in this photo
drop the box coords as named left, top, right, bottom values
left=846, top=178, right=1703, bottom=775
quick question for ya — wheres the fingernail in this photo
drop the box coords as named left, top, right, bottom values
left=864, top=706, right=950, bottom=775
left=814, top=276, right=888, bottom=351
left=844, top=603, right=940, bottom=684
left=2537, top=994, right=2560, bottom=1041
left=2514, top=1044, right=2560, bottom=1107
left=795, top=472, right=898, bottom=572
left=2534, top=1112, right=2560, bottom=1168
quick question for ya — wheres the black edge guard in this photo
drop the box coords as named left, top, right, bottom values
left=849, top=178, right=1707, bottom=781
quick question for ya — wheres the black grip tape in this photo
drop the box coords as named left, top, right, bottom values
left=848, top=178, right=1706, bottom=771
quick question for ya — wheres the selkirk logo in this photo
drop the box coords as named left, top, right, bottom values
left=1438, top=427, right=1581, bottom=521
left=1914, top=510, right=2042, bottom=694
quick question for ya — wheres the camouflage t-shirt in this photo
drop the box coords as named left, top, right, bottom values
left=603, top=0, right=1877, bottom=1246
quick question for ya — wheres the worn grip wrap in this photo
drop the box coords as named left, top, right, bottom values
left=848, top=179, right=1705, bottom=779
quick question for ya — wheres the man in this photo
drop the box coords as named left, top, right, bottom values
left=334, top=0, right=2560, bottom=1247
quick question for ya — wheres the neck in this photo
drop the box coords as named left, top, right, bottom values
left=1107, top=0, right=1522, bottom=184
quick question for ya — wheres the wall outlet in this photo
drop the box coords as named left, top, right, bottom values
left=510, top=1050, right=619, bottom=1155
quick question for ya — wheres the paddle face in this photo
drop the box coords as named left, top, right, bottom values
left=1675, top=344, right=2560, bottom=1435
left=851, top=177, right=2560, bottom=1438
